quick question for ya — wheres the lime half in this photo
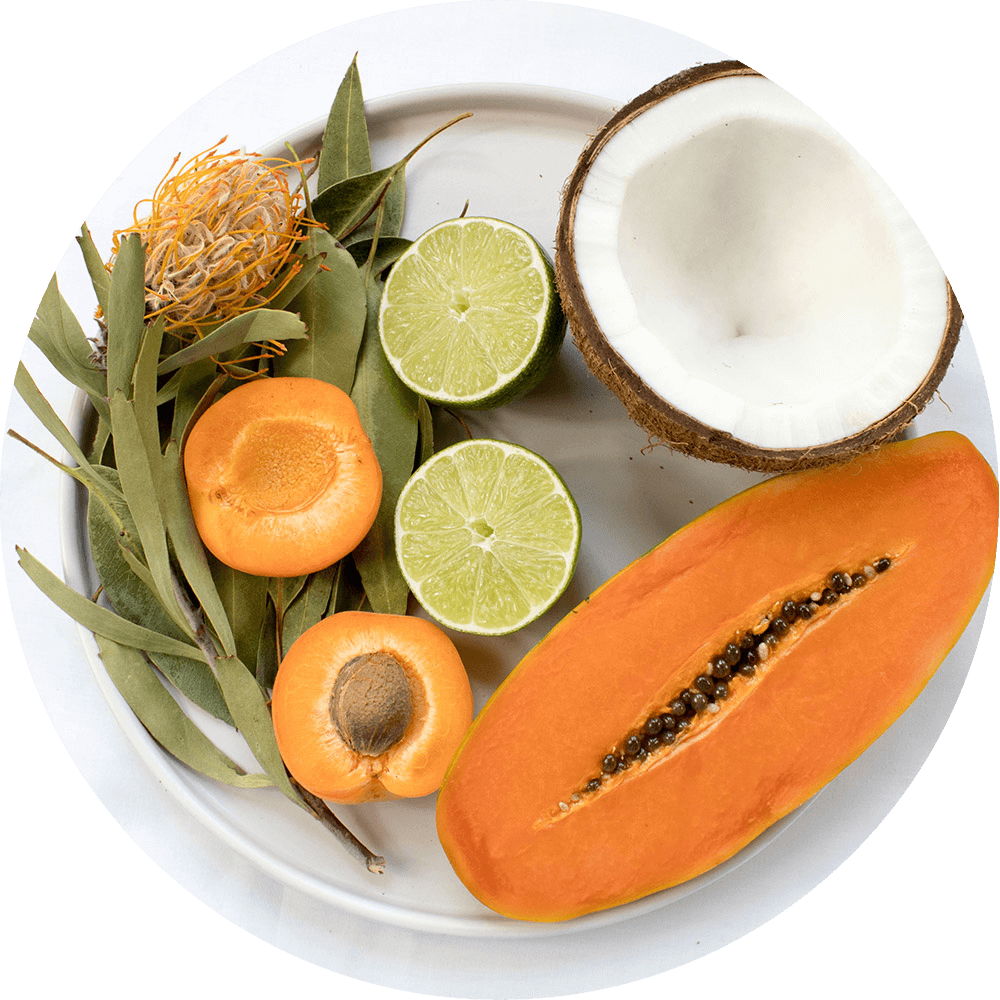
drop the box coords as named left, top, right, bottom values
left=379, top=217, right=565, bottom=408
left=395, top=439, right=581, bottom=635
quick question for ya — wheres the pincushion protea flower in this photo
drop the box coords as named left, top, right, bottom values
left=109, top=139, right=312, bottom=337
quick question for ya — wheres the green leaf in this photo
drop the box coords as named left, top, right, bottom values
left=162, top=441, right=238, bottom=660
left=95, top=635, right=270, bottom=788
left=350, top=278, right=418, bottom=615
left=345, top=236, right=412, bottom=275
left=312, top=164, right=399, bottom=244
left=313, top=111, right=469, bottom=243
left=109, top=390, right=191, bottom=636
left=168, top=358, right=225, bottom=448
left=105, top=233, right=146, bottom=397
left=349, top=170, right=406, bottom=246
left=416, top=395, right=435, bottom=467
left=211, top=556, right=270, bottom=671
left=157, top=308, right=307, bottom=375
left=77, top=223, right=111, bottom=317
left=315, top=55, right=405, bottom=241
left=29, top=277, right=111, bottom=427
left=272, top=229, right=366, bottom=392
left=17, top=547, right=207, bottom=662
left=214, top=655, right=300, bottom=804
left=328, top=556, right=368, bottom=615
left=13, top=363, right=119, bottom=501
left=131, top=315, right=166, bottom=461
left=255, top=596, right=279, bottom=688
left=261, top=252, right=325, bottom=312
left=318, top=54, right=372, bottom=191
left=280, top=564, right=338, bottom=653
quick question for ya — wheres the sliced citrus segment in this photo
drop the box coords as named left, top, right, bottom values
left=394, top=439, right=581, bottom=635
left=378, top=217, right=565, bottom=408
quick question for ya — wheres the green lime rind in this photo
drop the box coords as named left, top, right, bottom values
left=378, top=217, right=565, bottom=409
left=394, top=439, right=581, bottom=636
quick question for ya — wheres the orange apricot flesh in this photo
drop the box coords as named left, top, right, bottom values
left=271, top=612, right=474, bottom=803
left=183, top=376, right=381, bottom=577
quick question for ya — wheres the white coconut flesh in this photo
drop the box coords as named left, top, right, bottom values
left=570, top=73, right=950, bottom=450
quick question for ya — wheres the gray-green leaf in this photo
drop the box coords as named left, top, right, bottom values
left=105, top=233, right=146, bottom=397
left=273, top=229, right=366, bottom=392
left=95, top=635, right=261, bottom=785
left=157, top=308, right=308, bottom=375
left=350, top=278, right=418, bottom=615
left=318, top=54, right=372, bottom=191
left=87, top=465, right=231, bottom=722
left=214, top=655, right=300, bottom=804
left=17, top=547, right=207, bottom=662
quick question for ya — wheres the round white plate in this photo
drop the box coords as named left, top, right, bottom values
left=4, top=2, right=995, bottom=995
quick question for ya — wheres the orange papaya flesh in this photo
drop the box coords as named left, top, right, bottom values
left=435, top=431, right=998, bottom=922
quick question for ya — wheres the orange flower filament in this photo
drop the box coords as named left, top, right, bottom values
left=110, top=139, right=313, bottom=337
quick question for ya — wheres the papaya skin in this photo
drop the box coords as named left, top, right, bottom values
left=182, top=376, right=382, bottom=578
left=435, top=431, right=998, bottom=922
left=272, top=612, right=474, bottom=803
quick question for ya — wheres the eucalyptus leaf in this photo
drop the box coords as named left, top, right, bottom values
left=13, top=363, right=119, bottom=502
left=311, top=164, right=398, bottom=244
left=345, top=236, right=412, bottom=276
left=162, top=441, right=238, bottom=660
left=261, top=252, right=325, bottom=313
left=29, top=276, right=108, bottom=409
left=317, top=56, right=406, bottom=246
left=214, top=655, right=300, bottom=804
left=350, top=278, right=418, bottom=615
left=17, top=547, right=207, bottom=662
left=255, top=596, right=279, bottom=688
left=313, top=112, right=468, bottom=242
left=169, top=358, right=226, bottom=447
left=328, top=556, right=369, bottom=615
left=318, top=54, right=372, bottom=191
left=95, top=635, right=270, bottom=787
left=77, top=223, right=111, bottom=317
left=131, top=315, right=166, bottom=462
left=273, top=229, right=366, bottom=392
left=280, top=564, right=338, bottom=653
left=109, top=390, right=191, bottom=636
left=350, top=170, right=406, bottom=245
left=416, top=395, right=435, bottom=467
left=157, top=308, right=307, bottom=375
left=105, top=233, right=146, bottom=397
left=211, top=556, right=270, bottom=671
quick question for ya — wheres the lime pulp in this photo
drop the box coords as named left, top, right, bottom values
left=378, top=217, right=565, bottom=409
left=394, top=439, right=581, bottom=635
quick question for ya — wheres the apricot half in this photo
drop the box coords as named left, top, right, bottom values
left=183, top=376, right=381, bottom=577
left=271, top=612, right=474, bottom=803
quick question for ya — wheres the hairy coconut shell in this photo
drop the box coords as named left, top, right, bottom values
left=555, top=61, right=963, bottom=473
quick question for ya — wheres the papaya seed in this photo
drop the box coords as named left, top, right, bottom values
left=580, top=555, right=896, bottom=798
left=329, top=651, right=413, bottom=757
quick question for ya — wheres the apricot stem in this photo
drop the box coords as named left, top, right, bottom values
left=291, top=777, right=386, bottom=874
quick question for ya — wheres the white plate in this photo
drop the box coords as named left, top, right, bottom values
left=58, top=82, right=821, bottom=939
left=6, top=2, right=996, bottom=994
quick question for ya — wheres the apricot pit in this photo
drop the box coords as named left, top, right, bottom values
left=330, top=651, right=414, bottom=756
left=272, top=612, right=474, bottom=803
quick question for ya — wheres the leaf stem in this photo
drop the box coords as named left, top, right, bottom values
left=290, top=777, right=386, bottom=874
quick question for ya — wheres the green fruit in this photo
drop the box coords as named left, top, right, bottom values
left=394, top=439, right=581, bottom=636
left=379, top=217, right=565, bottom=408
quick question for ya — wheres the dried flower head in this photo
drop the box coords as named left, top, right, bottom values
left=110, top=139, right=311, bottom=337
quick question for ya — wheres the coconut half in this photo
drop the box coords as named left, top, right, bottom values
left=555, top=61, right=961, bottom=471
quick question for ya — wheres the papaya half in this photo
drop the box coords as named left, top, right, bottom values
left=435, top=431, right=998, bottom=922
